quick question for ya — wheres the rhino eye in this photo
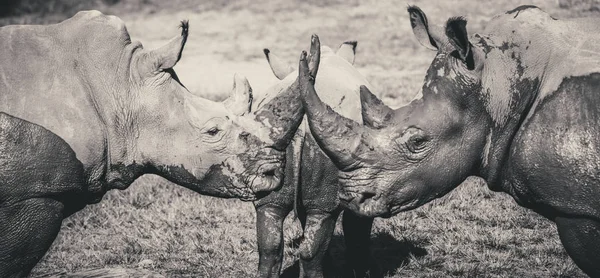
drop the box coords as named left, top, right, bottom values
left=406, top=135, right=428, bottom=153
left=206, top=127, right=221, bottom=136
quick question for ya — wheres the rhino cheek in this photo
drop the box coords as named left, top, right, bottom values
left=235, top=115, right=275, bottom=145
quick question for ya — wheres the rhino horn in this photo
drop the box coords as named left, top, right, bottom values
left=300, top=35, right=366, bottom=170
left=147, top=20, right=189, bottom=71
left=263, top=48, right=294, bottom=80
left=360, top=85, right=393, bottom=129
left=336, top=40, right=357, bottom=65
left=252, top=38, right=323, bottom=151
left=308, top=35, right=320, bottom=79
left=224, top=73, right=253, bottom=116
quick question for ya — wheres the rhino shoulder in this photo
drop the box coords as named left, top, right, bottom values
left=57, top=10, right=132, bottom=47
left=69, top=10, right=127, bottom=32
left=0, top=113, right=87, bottom=203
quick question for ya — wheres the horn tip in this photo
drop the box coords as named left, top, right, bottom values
left=359, top=85, right=370, bottom=93
left=359, top=85, right=377, bottom=103
left=311, top=34, right=321, bottom=48
left=234, top=73, right=249, bottom=82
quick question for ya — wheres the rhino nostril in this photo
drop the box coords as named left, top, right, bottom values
left=262, top=169, right=276, bottom=177
left=239, top=131, right=250, bottom=140
left=255, top=191, right=269, bottom=199
left=358, top=191, right=376, bottom=204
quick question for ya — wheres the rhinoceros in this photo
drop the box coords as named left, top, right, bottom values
left=0, top=11, right=306, bottom=277
left=253, top=36, right=377, bottom=278
left=298, top=5, right=600, bottom=277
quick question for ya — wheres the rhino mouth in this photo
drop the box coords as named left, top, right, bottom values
left=339, top=187, right=419, bottom=218
left=339, top=189, right=393, bottom=218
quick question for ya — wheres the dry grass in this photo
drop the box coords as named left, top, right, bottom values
left=13, top=0, right=597, bottom=277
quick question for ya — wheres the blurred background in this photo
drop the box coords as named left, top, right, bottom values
left=1, top=0, right=598, bottom=277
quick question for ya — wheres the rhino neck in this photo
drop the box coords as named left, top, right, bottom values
left=476, top=69, right=542, bottom=191
left=472, top=21, right=555, bottom=190
left=81, top=42, right=149, bottom=191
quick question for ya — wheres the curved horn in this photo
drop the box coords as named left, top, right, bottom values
left=251, top=36, right=326, bottom=151
left=360, top=85, right=393, bottom=129
left=308, top=34, right=320, bottom=79
left=299, top=35, right=367, bottom=170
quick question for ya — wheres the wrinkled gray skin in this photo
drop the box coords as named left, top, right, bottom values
left=0, top=11, right=305, bottom=277
left=253, top=36, right=377, bottom=278
left=301, top=5, right=600, bottom=277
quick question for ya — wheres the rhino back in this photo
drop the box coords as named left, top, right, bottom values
left=504, top=73, right=600, bottom=220
left=314, top=47, right=372, bottom=124
left=0, top=11, right=136, bottom=177
left=0, top=113, right=88, bottom=210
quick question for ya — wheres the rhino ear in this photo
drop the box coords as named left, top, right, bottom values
left=336, top=41, right=357, bottom=65
left=360, top=85, right=393, bottom=129
left=408, top=6, right=439, bottom=51
left=148, top=20, right=189, bottom=71
left=446, top=17, right=475, bottom=70
left=263, top=49, right=294, bottom=80
left=224, top=74, right=253, bottom=116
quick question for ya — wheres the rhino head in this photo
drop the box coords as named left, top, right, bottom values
left=107, top=21, right=311, bottom=201
left=298, top=6, right=542, bottom=217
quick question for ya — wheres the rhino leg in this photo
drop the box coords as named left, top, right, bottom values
left=298, top=210, right=338, bottom=278
left=296, top=136, right=341, bottom=278
left=255, top=134, right=301, bottom=278
left=342, top=210, right=376, bottom=278
left=255, top=204, right=292, bottom=278
left=0, top=198, right=64, bottom=277
left=556, top=216, right=600, bottom=277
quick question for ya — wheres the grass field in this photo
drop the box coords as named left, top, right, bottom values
left=5, top=0, right=595, bottom=277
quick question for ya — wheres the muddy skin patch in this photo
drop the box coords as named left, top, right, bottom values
left=474, top=34, right=494, bottom=56
left=505, top=5, right=540, bottom=17
left=254, top=80, right=304, bottom=151
left=498, top=41, right=519, bottom=53
left=106, top=161, right=146, bottom=191
left=154, top=163, right=257, bottom=200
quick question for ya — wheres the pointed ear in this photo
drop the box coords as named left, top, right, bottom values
left=263, top=49, right=294, bottom=80
left=148, top=20, right=189, bottom=71
left=360, top=86, right=393, bottom=129
left=445, top=17, right=474, bottom=69
left=336, top=40, right=357, bottom=65
left=407, top=5, right=438, bottom=51
left=224, top=74, right=253, bottom=116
